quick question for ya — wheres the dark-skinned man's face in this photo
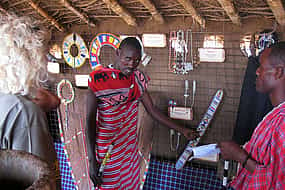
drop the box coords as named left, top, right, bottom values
left=116, top=46, right=141, bottom=76
left=256, top=48, right=275, bottom=93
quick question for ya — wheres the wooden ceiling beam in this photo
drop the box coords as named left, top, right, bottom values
left=59, top=0, right=96, bottom=27
left=266, top=0, right=285, bottom=26
left=216, top=0, right=241, bottom=26
left=102, top=0, right=137, bottom=26
left=138, top=0, right=164, bottom=24
left=27, top=0, right=65, bottom=31
left=176, top=0, right=205, bottom=28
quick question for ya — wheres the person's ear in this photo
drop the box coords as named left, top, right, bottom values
left=274, top=66, right=284, bottom=80
left=116, top=49, right=120, bottom=57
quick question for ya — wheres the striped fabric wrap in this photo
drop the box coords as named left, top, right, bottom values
left=88, top=68, right=149, bottom=190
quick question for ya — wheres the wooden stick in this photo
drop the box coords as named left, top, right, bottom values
left=59, top=0, right=96, bottom=27
left=28, top=0, right=65, bottom=31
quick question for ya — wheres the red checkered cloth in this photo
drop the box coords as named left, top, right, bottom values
left=230, top=101, right=285, bottom=189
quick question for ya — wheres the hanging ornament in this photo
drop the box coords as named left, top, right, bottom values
left=57, top=79, right=75, bottom=105
left=169, top=30, right=193, bottom=74
left=62, top=33, right=88, bottom=68
left=57, top=79, right=75, bottom=131
left=89, top=33, right=121, bottom=70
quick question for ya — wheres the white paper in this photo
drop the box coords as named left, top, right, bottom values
left=191, top=143, right=220, bottom=159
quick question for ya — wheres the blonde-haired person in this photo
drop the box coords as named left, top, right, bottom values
left=0, top=14, right=60, bottom=189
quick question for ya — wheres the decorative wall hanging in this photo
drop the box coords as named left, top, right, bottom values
left=62, top=33, right=88, bottom=68
left=56, top=112, right=77, bottom=189
left=57, top=79, right=75, bottom=105
left=169, top=30, right=193, bottom=75
left=57, top=80, right=91, bottom=189
left=57, top=79, right=75, bottom=132
left=257, top=31, right=276, bottom=53
left=56, top=79, right=78, bottom=188
left=89, top=33, right=121, bottom=70
left=240, top=30, right=278, bottom=58
left=57, top=108, right=91, bottom=190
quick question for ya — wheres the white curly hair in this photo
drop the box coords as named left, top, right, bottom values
left=0, top=14, right=48, bottom=95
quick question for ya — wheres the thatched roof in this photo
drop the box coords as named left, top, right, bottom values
left=0, top=0, right=284, bottom=31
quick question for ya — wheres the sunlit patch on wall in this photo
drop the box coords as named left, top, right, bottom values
left=199, top=35, right=225, bottom=62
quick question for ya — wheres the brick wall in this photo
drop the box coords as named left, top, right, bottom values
left=140, top=32, right=247, bottom=159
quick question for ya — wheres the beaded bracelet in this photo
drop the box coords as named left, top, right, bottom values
left=242, top=153, right=251, bottom=168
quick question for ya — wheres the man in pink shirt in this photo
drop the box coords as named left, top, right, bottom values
left=219, top=41, right=285, bottom=189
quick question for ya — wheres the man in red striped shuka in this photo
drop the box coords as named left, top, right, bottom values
left=86, top=37, right=197, bottom=189
left=219, top=42, right=285, bottom=190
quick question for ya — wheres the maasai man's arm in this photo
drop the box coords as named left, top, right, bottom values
left=86, top=89, right=102, bottom=186
left=218, top=141, right=257, bottom=173
left=141, top=90, right=197, bottom=140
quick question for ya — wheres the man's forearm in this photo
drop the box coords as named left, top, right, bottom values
left=151, top=108, right=187, bottom=133
left=141, top=91, right=192, bottom=134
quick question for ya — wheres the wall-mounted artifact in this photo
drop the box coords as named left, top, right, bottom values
left=169, top=30, right=193, bottom=74
left=89, top=33, right=121, bottom=70
left=62, top=33, right=88, bottom=68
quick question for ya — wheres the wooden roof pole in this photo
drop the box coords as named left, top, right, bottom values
left=216, top=0, right=241, bottom=26
left=59, top=0, right=96, bottom=27
left=138, top=0, right=164, bottom=24
left=266, top=0, right=285, bottom=26
left=176, top=0, right=205, bottom=28
left=102, top=0, right=137, bottom=26
left=28, top=0, right=65, bottom=31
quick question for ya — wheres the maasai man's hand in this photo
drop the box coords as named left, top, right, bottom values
left=217, top=140, right=247, bottom=162
left=182, top=128, right=199, bottom=140
left=32, top=88, right=60, bottom=112
left=89, top=159, right=103, bottom=187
